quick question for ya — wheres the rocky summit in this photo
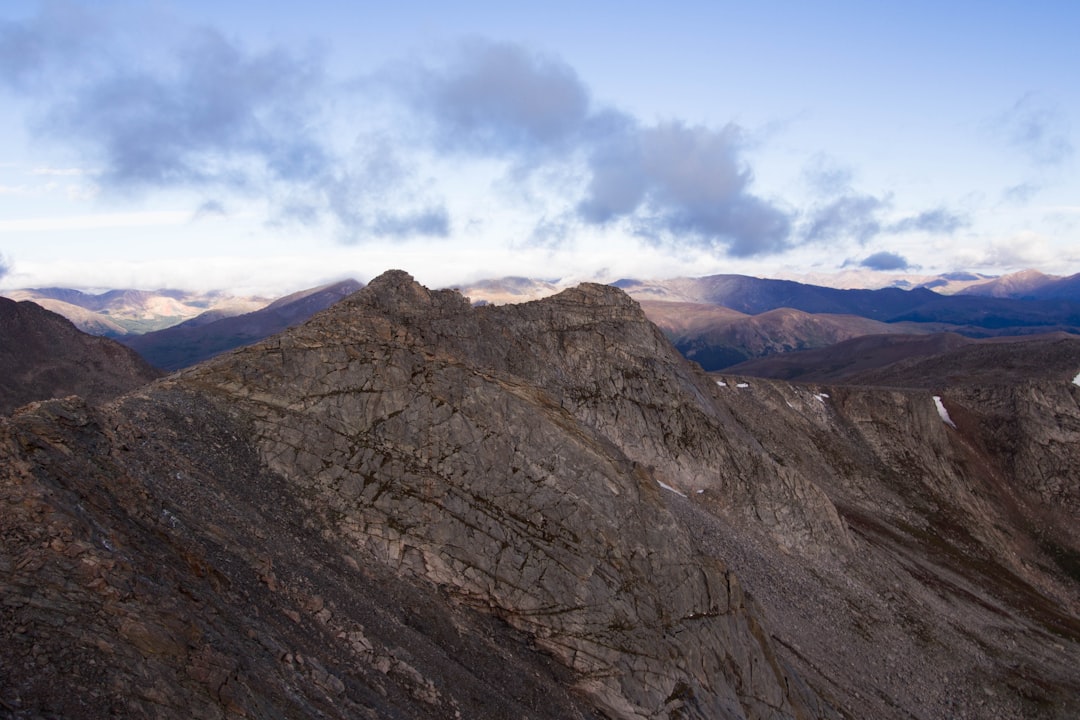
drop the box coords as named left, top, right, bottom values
left=3, top=270, right=1079, bottom=719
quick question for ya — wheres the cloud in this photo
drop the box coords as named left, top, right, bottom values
left=0, top=0, right=101, bottom=91
left=1002, top=181, right=1041, bottom=204
left=994, top=93, right=1074, bottom=167
left=803, top=193, right=967, bottom=245
left=803, top=193, right=885, bottom=244
left=4, top=10, right=448, bottom=243
left=802, top=154, right=854, bottom=197
left=887, top=207, right=968, bottom=234
left=192, top=199, right=227, bottom=221
left=40, top=27, right=328, bottom=189
left=0, top=253, right=9, bottom=281
left=860, top=251, right=910, bottom=271
left=403, top=38, right=591, bottom=156
left=371, top=206, right=450, bottom=238
left=578, top=120, right=792, bottom=256
left=399, top=41, right=792, bottom=257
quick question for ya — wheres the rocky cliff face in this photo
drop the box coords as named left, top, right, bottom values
left=3, top=270, right=1079, bottom=719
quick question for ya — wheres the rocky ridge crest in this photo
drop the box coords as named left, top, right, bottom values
left=3, top=270, right=1079, bottom=719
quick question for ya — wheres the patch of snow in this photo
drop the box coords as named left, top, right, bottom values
left=657, top=480, right=687, bottom=497
left=1073, top=371, right=1080, bottom=387
left=696, top=489, right=705, bottom=494
left=736, top=382, right=750, bottom=388
left=715, top=380, right=727, bottom=387
left=933, top=396, right=956, bottom=429
left=814, top=393, right=830, bottom=403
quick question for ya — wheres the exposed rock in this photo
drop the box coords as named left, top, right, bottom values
left=3, top=270, right=1078, bottom=719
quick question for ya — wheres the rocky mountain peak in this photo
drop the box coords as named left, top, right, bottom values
left=355, top=269, right=471, bottom=320
left=3, top=271, right=1079, bottom=719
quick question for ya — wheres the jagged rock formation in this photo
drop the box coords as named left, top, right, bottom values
left=3, top=270, right=1079, bottom=719
left=0, top=297, right=162, bottom=415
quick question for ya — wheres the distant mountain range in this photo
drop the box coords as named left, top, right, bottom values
left=616, top=271, right=1080, bottom=370
left=5, top=268, right=1079, bottom=373
left=1, top=287, right=270, bottom=336
left=118, top=279, right=363, bottom=370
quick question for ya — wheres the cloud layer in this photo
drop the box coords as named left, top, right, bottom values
left=1, top=8, right=971, bottom=261
left=398, top=40, right=794, bottom=256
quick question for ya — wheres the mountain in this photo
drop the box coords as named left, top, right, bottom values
left=0, top=296, right=162, bottom=415
left=3, top=270, right=1079, bottom=718
left=451, top=276, right=563, bottom=304
left=723, top=332, right=976, bottom=383
left=2, top=288, right=270, bottom=336
left=619, top=273, right=1080, bottom=327
left=617, top=273, right=1080, bottom=370
left=639, top=300, right=929, bottom=370
left=119, top=279, right=363, bottom=370
left=727, top=326, right=1080, bottom=391
left=954, top=270, right=1080, bottom=301
left=616, top=274, right=944, bottom=317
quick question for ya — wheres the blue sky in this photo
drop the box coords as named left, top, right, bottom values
left=1, top=0, right=1077, bottom=293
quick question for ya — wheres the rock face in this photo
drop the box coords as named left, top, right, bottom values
left=0, top=297, right=162, bottom=415
left=3, top=270, right=1079, bottom=719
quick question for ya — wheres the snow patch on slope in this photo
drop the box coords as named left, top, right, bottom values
left=933, top=396, right=956, bottom=429
left=1073, top=371, right=1080, bottom=387
left=657, top=480, right=687, bottom=497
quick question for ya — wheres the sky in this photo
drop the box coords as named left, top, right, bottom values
left=0, top=0, right=1078, bottom=294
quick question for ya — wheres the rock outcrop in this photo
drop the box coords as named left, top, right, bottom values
left=3, top=270, right=1079, bottom=719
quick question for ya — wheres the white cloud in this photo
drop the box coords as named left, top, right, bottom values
left=0, top=211, right=189, bottom=232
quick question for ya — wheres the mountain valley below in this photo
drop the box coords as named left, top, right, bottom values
left=2, top=270, right=1079, bottom=719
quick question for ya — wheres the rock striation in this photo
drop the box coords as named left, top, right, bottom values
left=3, top=270, right=1079, bottom=719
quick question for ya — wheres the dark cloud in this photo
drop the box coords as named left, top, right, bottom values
left=41, top=27, right=327, bottom=189
left=860, top=251, right=910, bottom=271
left=406, top=39, right=590, bottom=155
left=579, top=121, right=792, bottom=256
left=887, top=207, right=968, bottom=235
left=804, top=194, right=885, bottom=244
left=0, top=253, right=10, bottom=281
left=994, top=93, right=1073, bottom=167
left=401, top=42, right=792, bottom=257
left=5, top=10, right=447, bottom=243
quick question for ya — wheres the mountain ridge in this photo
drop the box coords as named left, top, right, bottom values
left=3, top=269, right=1079, bottom=718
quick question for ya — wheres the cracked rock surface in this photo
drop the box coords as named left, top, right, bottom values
left=3, top=269, right=1079, bottom=719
